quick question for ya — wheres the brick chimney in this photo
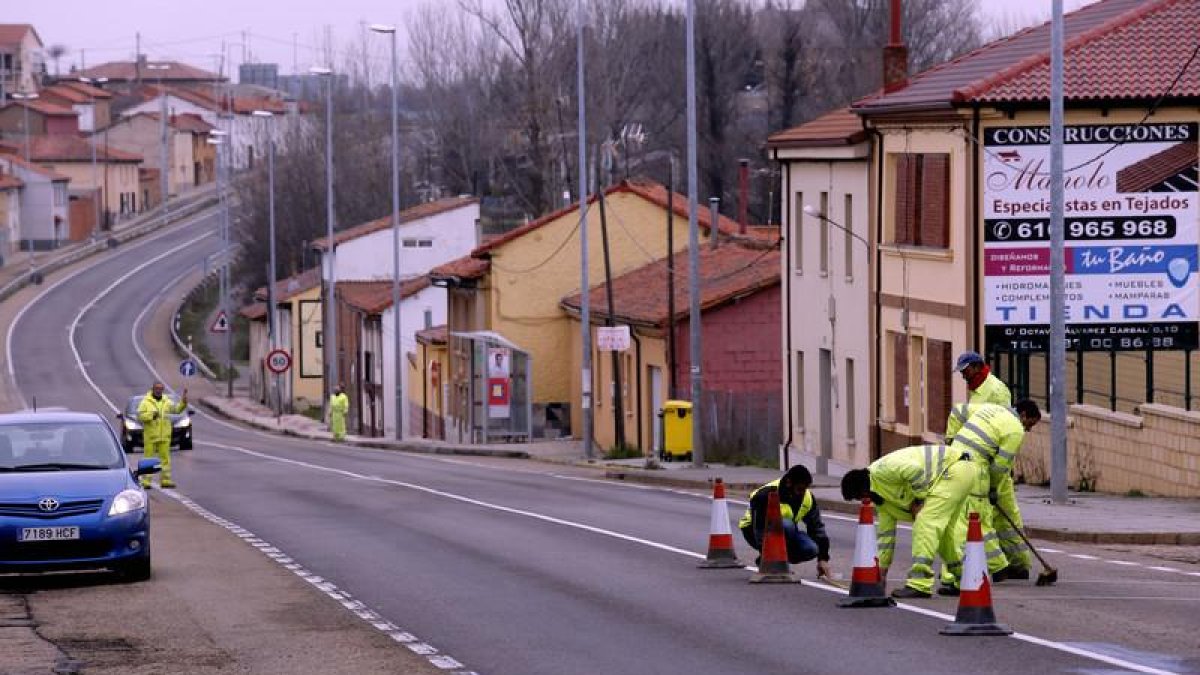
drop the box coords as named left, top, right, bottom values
left=883, top=0, right=908, bottom=93
left=737, top=159, right=749, bottom=235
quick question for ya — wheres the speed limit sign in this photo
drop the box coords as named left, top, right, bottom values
left=266, top=348, right=292, bottom=374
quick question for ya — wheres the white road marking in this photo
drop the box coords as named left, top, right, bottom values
left=1147, top=566, right=1181, bottom=573
left=1040, top=547, right=1062, bottom=553
left=1069, top=554, right=1100, bottom=560
left=1107, top=560, right=1139, bottom=566
left=188, top=437, right=1175, bottom=675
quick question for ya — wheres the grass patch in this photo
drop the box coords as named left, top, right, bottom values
left=1125, top=489, right=1147, bottom=498
left=604, top=444, right=644, bottom=460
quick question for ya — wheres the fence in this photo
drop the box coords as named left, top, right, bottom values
left=697, top=389, right=781, bottom=466
left=992, top=348, right=1200, bottom=415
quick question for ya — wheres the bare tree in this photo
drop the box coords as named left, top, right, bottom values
left=47, top=45, right=68, bottom=77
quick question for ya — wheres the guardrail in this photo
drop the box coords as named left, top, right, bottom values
left=0, top=187, right=219, bottom=306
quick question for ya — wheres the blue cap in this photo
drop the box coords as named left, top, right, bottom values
left=954, top=351, right=984, bottom=372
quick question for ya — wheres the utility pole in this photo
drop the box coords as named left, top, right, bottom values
left=666, top=154, right=677, bottom=399
left=577, top=0, right=593, bottom=460
left=685, top=0, right=704, bottom=467
left=1049, top=0, right=1068, bottom=504
left=597, top=148, right=625, bottom=450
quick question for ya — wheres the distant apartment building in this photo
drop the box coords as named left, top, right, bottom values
left=0, top=24, right=44, bottom=101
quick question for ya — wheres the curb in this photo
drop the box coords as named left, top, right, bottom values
left=197, top=398, right=531, bottom=459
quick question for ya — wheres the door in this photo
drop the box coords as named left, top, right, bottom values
left=819, top=349, right=832, bottom=472
left=648, top=366, right=663, bottom=453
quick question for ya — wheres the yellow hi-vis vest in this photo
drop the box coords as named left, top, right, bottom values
left=948, top=403, right=1025, bottom=481
left=868, top=444, right=963, bottom=510
left=738, top=479, right=813, bottom=529
left=969, top=372, right=1012, bottom=408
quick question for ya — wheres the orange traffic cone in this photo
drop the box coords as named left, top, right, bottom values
left=940, top=512, right=1013, bottom=636
left=749, top=490, right=800, bottom=584
left=839, top=497, right=895, bottom=608
left=699, top=478, right=743, bottom=569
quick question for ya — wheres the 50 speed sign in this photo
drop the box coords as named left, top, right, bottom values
left=266, top=348, right=292, bottom=374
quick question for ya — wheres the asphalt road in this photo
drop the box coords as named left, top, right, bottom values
left=7, top=210, right=1199, bottom=675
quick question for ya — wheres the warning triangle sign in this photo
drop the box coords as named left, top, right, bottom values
left=210, top=310, right=230, bottom=333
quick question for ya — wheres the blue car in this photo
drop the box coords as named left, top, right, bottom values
left=0, top=410, right=161, bottom=580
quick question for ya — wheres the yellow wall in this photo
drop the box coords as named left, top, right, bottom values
left=409, top=341, right=449, bottom=439
left=485, top=190, right=705, bottom=408
left=567, top=319, right=669, bottom=452
left=288, top=286, right=324, bottom=410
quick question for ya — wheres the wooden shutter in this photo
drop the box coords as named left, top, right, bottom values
left=892, top=155, right=917, bottom=245
left=926, top=339, right=953, bottom=435
left=893, top=332, right=909, bottom=425
left=919, top=154, right=950, bottom=248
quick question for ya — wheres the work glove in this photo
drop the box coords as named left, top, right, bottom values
left=987, top=490, right=998, bottom=505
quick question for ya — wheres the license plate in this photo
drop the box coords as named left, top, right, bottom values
left=19, top=526, right=80, bottom=542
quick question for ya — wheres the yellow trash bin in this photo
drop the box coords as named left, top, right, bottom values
left=660, top=400, right=693, bottom=461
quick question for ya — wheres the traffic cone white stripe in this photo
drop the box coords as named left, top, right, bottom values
left=853, top=523, right=877, bottom=567
left=961, top=540, right=987, bottom=592
left=710, top=498, right=732, bottom=535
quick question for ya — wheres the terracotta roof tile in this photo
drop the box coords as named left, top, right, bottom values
left=1115, top=141, right=1199, bottom=192
left=474, top=178, right=738, bottom=255
left=41, top=85, right=92, bottom=105
left=416, top=324, right=448, bottom=345
left=0, top=174, right=22, bottom=189
left=0, top=24, right=39, bottom=47
left=767, top=107, right=867, bottom=148
left=240, top=302, right=267, bottom=320
left=0, top=152, right=71, bottom=181
left=57, top=80, right=113, bottom=100
left=74, top=61, right=222, bottom=83
left=134, top=111, right=216, bottom=134
left=9, top=135, right=142, bottom=163
left=429, top=255, right=491, bottom=281
left=854, top=0, right=1156, bottom=113
left=561, top=241, right=780, bottom=327
left=253, top=267, right=323, bottom=303
left=312, top=196, right=479, bottom=251
left=4, top=99, right=79, bottom=117
left=336, top=277, right=433, bottom=315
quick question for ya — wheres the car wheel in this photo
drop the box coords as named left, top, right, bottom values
left=179, top=438, right=192, bottom=450
left=116, top=554, right=152, bottom=582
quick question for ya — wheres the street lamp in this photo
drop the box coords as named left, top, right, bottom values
left=80, top=76, right=108, bottom=240
left=10, top=91, right=37, bottom=163
left=253, top=109, right=280, bottom=415
left=208, top=129, right=234, bottom=398
left=146, top=63, right=171, bottom=221
left=310, top=65, right=338, bottom=418
left=370, top=22, right=404, bottom=441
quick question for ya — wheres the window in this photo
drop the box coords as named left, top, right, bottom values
left=53, top=184, right=67, bottom=207
left=423, top=308, right=433, bottom=329
left=926, top=339, right=953, bottom=435
left=792, top=191, right=804, bottom=272
left=818, top=191, right=829, bottom=274
left=845, top=358, right=856, bottom=440
left=843, top=194, right=855, bottom=280
left=892, top=332, right=908, bottom=425
left=795, top=351, right=805, bottom=428
left=403, top=238, right=434, bottom=248
left=892, top=153, right=950, bottom=248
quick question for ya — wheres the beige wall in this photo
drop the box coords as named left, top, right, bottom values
left=40, top=160, right=140, bottom=220
left=288, top=287, right=324, bottom=411
left=1019, top=404, right=1200, bottom=497
left=0, top=187, right=19, bottom=255
left=102, top=115, right=195, bottom=195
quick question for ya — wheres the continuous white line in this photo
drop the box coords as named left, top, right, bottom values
left=4, top=210, right=216, bottom=411
left=1069, top=554, right=1100, bottom=560
left=68, top=232, right=216, bottom=413
left=191, top=437, right=1175, bottom=675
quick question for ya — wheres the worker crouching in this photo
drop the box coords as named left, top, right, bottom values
left=739, top=465, right=831, bottom=579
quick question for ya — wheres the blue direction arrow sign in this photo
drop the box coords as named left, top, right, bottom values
left=179, top=359, right=198, bottom=378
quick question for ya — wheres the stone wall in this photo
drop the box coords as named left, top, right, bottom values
left=1018, top=403, right=1200, bottom=497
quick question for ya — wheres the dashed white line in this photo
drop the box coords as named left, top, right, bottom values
left=1069, top=554, right=1099, bottom=560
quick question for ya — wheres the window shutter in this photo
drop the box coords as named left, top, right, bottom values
left=926, top=339, right=952, bottom=435
left=893, top=332, right=909, bottom=425
left=919, top=154, right=950, bottom=248
left=893, top=154, right=916, bottom=245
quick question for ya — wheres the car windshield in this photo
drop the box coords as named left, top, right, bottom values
left=126, top=395, right=180, bottom=416
left=0, top=421, right=124, bottom=471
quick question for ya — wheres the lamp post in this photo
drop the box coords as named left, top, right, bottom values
left=310, top=65, right=337, bottom=420
left=208, top=130, right=233, bottom=397
left=146, top=63, right=171, bottom=222
left=370, top=23, right=404, bottom=440
left=79, top=76, right=108, bottom=240
left=253, top=109, right=279, bottom=415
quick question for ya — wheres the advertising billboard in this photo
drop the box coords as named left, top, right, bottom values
left=983, top=122, right=1199, bottom=352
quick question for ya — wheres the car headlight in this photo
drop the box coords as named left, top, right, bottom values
left=109, top=489, right=147, bottom=516
left=175, top=417, right=191, bottom=428
left=125, top=419, right=142, bottom=430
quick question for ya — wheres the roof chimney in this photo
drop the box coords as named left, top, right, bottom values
left=709, top=197, right=721, bottom=250
left=883, top=0, right=908, bottom=93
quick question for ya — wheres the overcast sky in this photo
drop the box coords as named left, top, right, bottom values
left=8, top=0, right=1100, bottom=80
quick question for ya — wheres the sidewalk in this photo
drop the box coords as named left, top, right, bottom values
left=201, top=394, right=1200, bottom=546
